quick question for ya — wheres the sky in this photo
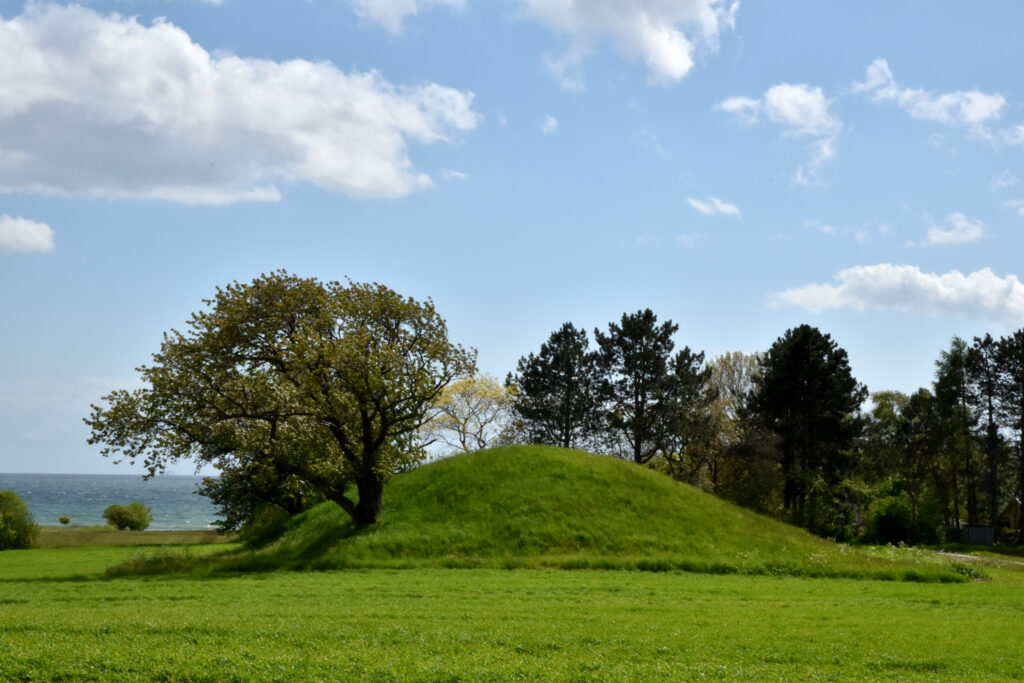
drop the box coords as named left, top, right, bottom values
left=2, top=1, right=1024, bottom=474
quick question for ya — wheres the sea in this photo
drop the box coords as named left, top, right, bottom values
left=0, top=473, right=219, bottom=530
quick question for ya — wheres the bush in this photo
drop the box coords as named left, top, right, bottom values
left=59, top=515, right=71, bottom=526
left=862, top=495, right=915, bottom=545
left=103, top=501, right=153, bottom=531
left=0, top=490, right=39, bottom=550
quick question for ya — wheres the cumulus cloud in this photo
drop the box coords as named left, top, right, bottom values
left=0, top=5, right=479, bottom=204
left=541, top=115, right=559, bottom=135
left=524, top=0, right=739, bottom=88
left=772, top=264, right=1024, bottom=326
left=345, top=0, right=464, bottom=34
left=716, top=83, right=840, bottom=183
left=687, top=196, right=740, bottom=217
left=0, top=215, right=54, bottom=253
left=1007, top=200, right=1024, bottom=217
left=918, top=213, right=984, bottom=247
left=853, top=59, right=1005, bottom=133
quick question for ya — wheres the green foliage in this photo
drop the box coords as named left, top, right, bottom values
left=748, top=324, right=867, bottom=534
left=863, top=495, right=916, bottom=545
left=58, top=515, right=70, bottom=526
left=969, top=333, right=1009, bottom=528
left=996, top=328, right=1024, bottom=541
left=0, top=490, right=38, bottom=550
left=86, top=271, right=476, bottom=528
left=508, top=322, right=603, bottom=449
left=595, top=309, right=716, bottom=464
left=102, top=501, right=153, bottom=531
left=424, top=374, right=517, bottom=454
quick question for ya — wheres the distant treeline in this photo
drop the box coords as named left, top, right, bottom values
left=86, top=272, right=1024, bottom=544
left=441, top=312, right=1024, bottom=545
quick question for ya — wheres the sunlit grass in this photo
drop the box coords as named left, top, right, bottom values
left=1, top=555, right=1023, bottom=681
left=155, top=446, right=980, bottom=581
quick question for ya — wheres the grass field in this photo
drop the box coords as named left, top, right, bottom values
left=2, top=545, right=1023, bottom=681
left=35, top=527, right=231, bottom=549
left=4, top=447, right=1023, bottom=680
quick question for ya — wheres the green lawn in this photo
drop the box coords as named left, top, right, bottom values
left=2, top=545, right=1023, bottom=681
left=35, top=526, right=231, bottom=549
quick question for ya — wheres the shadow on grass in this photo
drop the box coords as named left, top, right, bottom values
left=104, top=502, right=359, bottom=578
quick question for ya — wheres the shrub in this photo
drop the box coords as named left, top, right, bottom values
left=862, top=495, right=915, bottom=545
left=103, top=501, right=153, bottom=531
left=0, top=490, right=39, bottom=550
left=59, top=515, right=71, bottom=526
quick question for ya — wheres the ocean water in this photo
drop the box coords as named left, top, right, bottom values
left=0, top=473, right=218, bottom=530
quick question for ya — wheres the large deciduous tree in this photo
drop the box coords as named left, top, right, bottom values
left=748, top=324, right=866, bottom=533
left=508, top=322, right=603, bottom=449
left=86, top=271, right=475, bottom=527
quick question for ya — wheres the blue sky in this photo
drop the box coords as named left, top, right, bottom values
left=2, top=1, right=1023, bottom=473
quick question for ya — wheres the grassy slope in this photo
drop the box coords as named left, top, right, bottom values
left=197, top=446, right=978, bottom=581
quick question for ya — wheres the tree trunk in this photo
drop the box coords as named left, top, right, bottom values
left=986, top=424, right=1001, bottom=527
left=354, top=475, right=384, bottom=526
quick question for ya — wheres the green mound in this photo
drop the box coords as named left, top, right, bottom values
left=111, top=446, right=980, bottom=581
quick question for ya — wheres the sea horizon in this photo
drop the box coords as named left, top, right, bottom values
left=0, top=472, right=219, bottom=530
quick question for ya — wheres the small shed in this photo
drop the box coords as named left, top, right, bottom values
left=960, top=525, right=996, bottom=546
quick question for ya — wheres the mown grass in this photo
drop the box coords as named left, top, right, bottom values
left=1, top=547, right=1023, bottom=681
left=147, top=446, right=984, bottom=582
left=35, top=526, right=230, bottom=549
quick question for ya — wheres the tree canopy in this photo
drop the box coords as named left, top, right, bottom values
left=508, top=322, right=602, bottom=449
left=425, top=375, right=516, bottom=454
left=748, top=324, right=866, bottom=533
left=0, top=490, right=38, bottom=550
left=595, top=309, right=715, bottom=464
left=86, top=271, right=475, bottom=527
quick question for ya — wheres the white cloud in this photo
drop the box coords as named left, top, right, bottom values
left=853, top=59, right=1005, bottom=133
left=1007, top=200, right=1024, bottom=217
left=773, top=264, right=1024, bottom=326
left=541, top=115, right=559, bottom=135
left=0, top=5, right=479, bottom=204
left=1006, top=124, right=1024, bottom=146
left=687, top=196, right=740, bottom=217
left=715, top=96, right=760, bottom=125
left=0, top=215, right=54, bottom=253
left=717, top=83, right=841, bottom=183
left=524, top=0, right=739, bottom=88
left=440, top=169, right=468, bottom=182
left=920, top=213, right=984, bottom=247
left=993, top=170, right=1020, bottom=190
left=804, top=219, right=870, bottom=243
left=677, top=233, right=704, bottom=247
left=632, top=128, right=668, bottom=158
left=345, top=0, right=464, bottom=34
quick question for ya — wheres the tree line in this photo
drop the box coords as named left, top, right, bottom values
left=86, top=272, right=1024, bottom=544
